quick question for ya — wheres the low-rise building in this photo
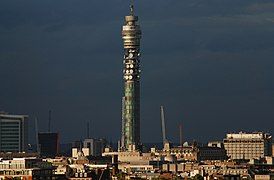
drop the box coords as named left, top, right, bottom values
left=165, top=145, right=227, bottom=162
left=224, top=132, right=272, bottom=160
left=198, top=146, right=227, bottom=161
left=168, top=146, right=198, bottom=161
left=254, top=174, right=274, bottom=180
left=0, top=157, right=53, bottom=179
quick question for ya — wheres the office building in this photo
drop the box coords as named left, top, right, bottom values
left=208, top=141, right=224, bottom=148
left=0, top=113, right=28, bottom=152
left=223, top=132, right=272, bottom=160
left=167, top=145, right=227, bottom=162
left=38, top=132, right=59, bottom=157
left=72, top=140, right=82, bottom=149
left=121, top=4, right=142, bottom=151
left=198, top=146, right=227, bottom=161
left=83, top=138, right=107, bottom=156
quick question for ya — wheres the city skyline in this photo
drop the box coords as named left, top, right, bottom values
left=0, top=0, right=274, bottom=144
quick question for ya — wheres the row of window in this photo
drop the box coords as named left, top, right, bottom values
left=224, top=140, right=264, bottom=143
left=1, top=140, right=19, bottom=142
left=227, top=147, right=263, bottom=149
left=0, top=145, right=19, bottom=148
left=1, top=133, right=20, bottom=135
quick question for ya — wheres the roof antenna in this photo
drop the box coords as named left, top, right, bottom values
left=87, top=121, right=90, bottom=139
left=35, top=116, right=40, bottom=154
left=48, top=110, right=51, bottom=132
left=130, top=0, right=134, bottom=15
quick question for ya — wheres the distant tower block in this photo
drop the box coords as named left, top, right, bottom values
left=121, top=3, right=142, bottom=151
left=38, top=132, right=59, bottom=158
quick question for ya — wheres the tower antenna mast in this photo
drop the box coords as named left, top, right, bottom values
left=130, top=0, right=134, bottom=15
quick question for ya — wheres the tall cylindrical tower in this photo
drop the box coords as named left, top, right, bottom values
left=121, top=5, right=142, bottom=151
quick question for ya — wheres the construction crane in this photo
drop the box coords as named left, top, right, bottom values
left=48, top=110, right=51, bottom=132
left=160, top=106, right=168, bottom=146
left=179, top=124, right=183, bottom=147
left=35, top=116, right=40, bottom=154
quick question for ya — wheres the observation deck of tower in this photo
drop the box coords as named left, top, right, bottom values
left=121, top=3, right=142, bottom=151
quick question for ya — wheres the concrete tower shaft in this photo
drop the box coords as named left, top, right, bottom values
left=121, top=5, right=142, bottom=151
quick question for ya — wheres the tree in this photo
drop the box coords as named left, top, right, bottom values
left=192, top=174, right=203, bottom=180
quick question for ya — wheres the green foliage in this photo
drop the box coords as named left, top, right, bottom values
left=192, top=174, right=203, bottom=180
left=116, top=172, right=126, bottom=180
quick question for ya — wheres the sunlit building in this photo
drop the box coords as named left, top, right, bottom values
left=0, top=157, right=53, bottom=179
left=83, top=138, right=107, bottom=156
left=223, top=132, right=272, bottom=160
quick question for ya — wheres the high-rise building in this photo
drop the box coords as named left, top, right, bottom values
left=0, top=112, right=28, bottom=152
left=38, top=132, right=59, bottom=157
left=223, top=132, right=272, bottom=160
left=121, top=4, right=142, bottom=151
left=83, top=138, right=107, bottom=156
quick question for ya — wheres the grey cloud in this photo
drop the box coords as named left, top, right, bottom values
left=0, top=0, right=273, bottom=144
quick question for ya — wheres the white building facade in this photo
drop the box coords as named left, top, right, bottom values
left=223, top=132, right=272, bottom=160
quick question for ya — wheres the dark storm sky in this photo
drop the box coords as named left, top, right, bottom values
left=0, top=0, right=274, bottom=144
